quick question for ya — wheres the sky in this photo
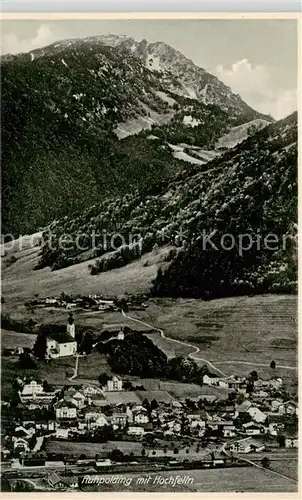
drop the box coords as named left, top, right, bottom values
left=2, top=19, right=298, bottom=119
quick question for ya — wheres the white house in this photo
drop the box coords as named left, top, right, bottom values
left=56, top=428, right=69, bottom=439
left=64, top=389, right=86, bottom=409
left=223, top=425, right=237, bottom=438
left=242, top=422, right=264, bottom=436
left=134, top=412, right=149, bottom=424
left=203, top=374, right=220, bottom=385
left=105, top=376, right=123, bottom=392
left=127, top=426, right=145, bottom=436
left=285, top=437, right=298, bottom=448
left=83, top=385, right=103, bottom=397
left=46, top=314, right=77, bottom=359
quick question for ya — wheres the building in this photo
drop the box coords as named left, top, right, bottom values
left=203, top=374, right=220, bottom=385
left=105, top=376, right=123, bottom=392
left=111, top=413, right=128, bottom=428
left=56, top=428, right=69, bottom=439
left=19, top=380, right=56, bottom=405
left=46, top=471, right=67, bottom=489
left=285, top=437, right=298, bottom=448
left=46, top=314, right=77, bottom=358
left=242, top=422, right=264, bottom=436
left=127, top=426, right=145, bottom=436
left=13, top=437, right=29, bottom=453
left=64, top=388, right=86, bottom=409
left=55, top=400, right=77, bottom=420
left=83, top=385, right=103, bottom=397
left=133, top=408, right=149, bottom=424
left=223, top=425, right=237, bottom=438
left=277, top=401, right=297, bottom=416
left=269, top=377, right=283, bottom=390
left=229, top=438, right=265, bottom=454
left=268, top=422, right=285, bottom=436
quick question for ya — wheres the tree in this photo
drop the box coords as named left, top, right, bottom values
left=109, top=449, right=124, bottom=462
left=33, top=332, right=47, bottom=359
left=248, top=371, right=258, bottom=382
left=270, top=360, right=276, bottom=369
left=173, top=447, right=179, bottom=454
left=81, top=331, right=94, bottom=355
left=277, top=434, right=286, bottom=448
left=150, top=399, right=159, bottom=410
left=141, top=448, right=146, bottom=457
left=19, top=352, right=37, bottom=369
left=98, top=372, right=110, bottom=387
left=261, top=456, right=270, bottom=468
left=43, top=380, right=51, bottom=392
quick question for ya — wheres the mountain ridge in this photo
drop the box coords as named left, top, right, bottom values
left=2, top=34, right=274, bottom=237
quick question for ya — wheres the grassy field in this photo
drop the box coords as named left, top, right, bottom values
left=45, top=439, right=144, bottom=457
left=79, top=467, right=297, bottom=492
left=127, top=296, right=298, bottom=392
left=129, top=378, right=229, bottom=400
left=2, top=239, right=169, bottom=310
left=1, top=329, right=36, bottom=349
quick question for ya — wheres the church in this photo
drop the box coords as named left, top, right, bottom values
left=46, top=313, right=77, bottom=358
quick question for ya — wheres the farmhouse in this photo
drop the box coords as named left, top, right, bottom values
left=46, top=314, right=77, bottom=359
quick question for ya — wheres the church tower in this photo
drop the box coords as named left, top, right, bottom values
left=67, top=312, right=75, bottom=338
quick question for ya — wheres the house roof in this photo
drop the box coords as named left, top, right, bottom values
left=243, top=421, right=262, bottom=429
left=56, top=399, right=77, bottom=409
left=47, top=471, right=63, bottom=485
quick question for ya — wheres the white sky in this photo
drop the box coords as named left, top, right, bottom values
left=2, top=19, right=298, bottom=119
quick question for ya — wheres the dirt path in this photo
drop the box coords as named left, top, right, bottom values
left=122, top=310, right=297, bottom=375
left=122, top=310, right=227, bottom=377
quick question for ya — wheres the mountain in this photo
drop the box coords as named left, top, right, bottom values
left=36, top=112, right=297, bottom=299
left=2, top=35, right=272, bottom=236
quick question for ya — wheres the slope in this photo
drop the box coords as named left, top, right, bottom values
left=34, top=112, right=297, bottom=299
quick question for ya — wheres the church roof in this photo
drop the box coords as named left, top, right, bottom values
left=47, top=331, right=75, bottom=343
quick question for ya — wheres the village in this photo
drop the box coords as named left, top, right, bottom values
left=1, top=298, right=298, bottom=492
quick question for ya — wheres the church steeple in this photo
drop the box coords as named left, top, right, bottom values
left=67, top=312, right=75, bottom=338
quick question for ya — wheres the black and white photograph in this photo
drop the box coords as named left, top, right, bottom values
left=1, top=14, right=299, bottom=493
